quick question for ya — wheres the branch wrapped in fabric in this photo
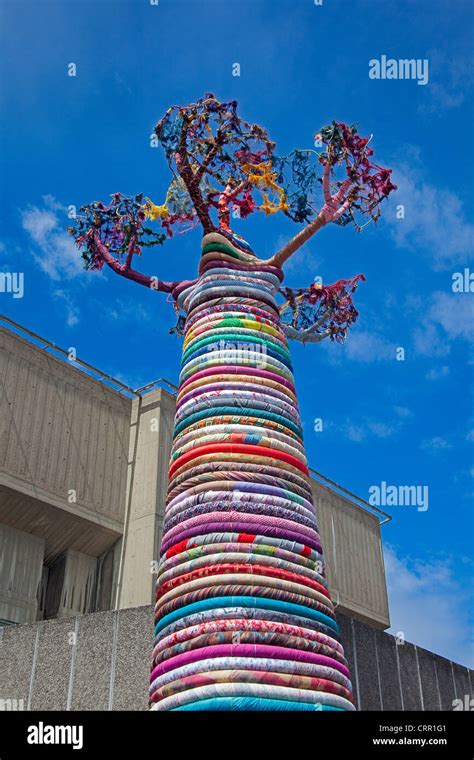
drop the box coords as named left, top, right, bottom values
left=279, top=275, right=366, bottom=343
left=153, top=93, right=277, bottom=237
left=316, top=121, right=397, bottom=229
left=68, top=192, right=165, bottom=270
left=68, top=192, right=196, bottom=296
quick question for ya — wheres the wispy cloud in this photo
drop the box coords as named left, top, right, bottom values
left=425, top=365, right=450, bottom=381
left=414, top=291, right=474, bottom=356
left=331, top=405, right=411, bottom=444
left=103, top=298, right=152, bottom=324
left=394, top=407, right=413, bottom=422
left=413, top=322, right=451, bottom=358
left=21, top=196, right=83, bottom=281
left=385, top=545, right=474, bottom=667
left=385, top=163, right=474, bottom=271
left=418, top=51, right=474, bottom=115
left=427, top=292, right=474, bottom=341
left=20, top=196, right=83, bottom=325
left=343, top=419, right=397, bottom=443
left=420, top=435, right=453, bottom=454
left=52, top=289, right=80, bottom=327
left=334, top=329, right=395, bottom=363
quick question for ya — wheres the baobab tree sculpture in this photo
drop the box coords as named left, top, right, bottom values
left=69, top=94, right=396, bottom=711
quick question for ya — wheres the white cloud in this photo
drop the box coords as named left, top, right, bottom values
left=428, top=292, right=474, bottom=341
left=418, top=51, right=473, bottom=115
left=41, top=194, right=65, bottom=212
left=343, top=420, right=396, bottom=443
left=413, top=323, right=451, bottom=358
left=420, top=436, right=453, bottom=453
left=103, top=299, right=152, bottom=324
left=365, top=421, right=396, bottom=438
left=335, top=406, right=409, bottom=444
left=21, top=198, right=83, bottom=281
left=52, top=289, right=80, bottom=327
left=338, top=329, right=395, bottom=363
left=385, top=164, right=474, bottom=271
left=394, top=406, right=413, bottom=419
left=385, top=545, right=474, bottom=667
left=413, top=292, right=474, bottom=356
left=425, top=365, right=450, bottom=381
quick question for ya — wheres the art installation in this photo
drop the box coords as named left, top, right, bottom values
left=69, top=94, right=396, bottom=711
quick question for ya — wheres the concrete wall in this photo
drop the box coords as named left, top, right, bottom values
left=0, top=328, right=131, bottom=538
left=0, top=605, right=471, bottom=711
left=0, top=329, right=131, bottom=623
left=0, top=525, right=45, bottom=624
left=117, top=388, right=176, bottom=609
left=312, top=480, right=389, bottom=628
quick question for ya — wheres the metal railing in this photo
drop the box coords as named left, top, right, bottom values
left=310, top=468, right=392, bottom=524
left=0, top=314, right=177, bottom=398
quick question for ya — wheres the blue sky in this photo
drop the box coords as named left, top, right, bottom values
left=1, top=0, right=473, bottom=667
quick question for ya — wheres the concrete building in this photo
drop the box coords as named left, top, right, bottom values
left=0, top=315, right=391, bottom=630
left=1, top=315, right=473, bottom=712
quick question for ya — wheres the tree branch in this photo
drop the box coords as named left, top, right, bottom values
left=175, top=116, right=214, bottom=233
left=307, top=307, right=335, bottom=334
left=269, top=212, right=327, bottom=268
left=322, top=161, right=332, bottom=203
left=195, top=129, right=224, bottom=182
left=215, top=181, right=250, bottom=232
left=282, top=324, right=335, bottom=344
left=268, top=175, right=355, bottom=269
left=124, top=233, right=137, bottom=271
left=92, top=232, right=177, bottom=293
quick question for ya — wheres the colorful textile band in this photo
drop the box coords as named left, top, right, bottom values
left=151, top=232, right=354, bottom=710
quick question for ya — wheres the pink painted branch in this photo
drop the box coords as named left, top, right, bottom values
left=269, top=178, right=355, bottom=269
left=92, top=232, right=177, bottom=294
left=229, top=181, right=249, bottom=200
left=217, top=181, right=249, bottom=231
left=124, top=233, right=137, bottom=271
left=320, top=178, right=353, bottom=224
left=322, top=162, right=331, bottom=203
left=268, top=212, right=327, bottom=268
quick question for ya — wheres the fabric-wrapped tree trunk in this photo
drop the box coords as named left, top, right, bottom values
left=68, top=94, right=395, bottom=712
left=149, top=232, right=355, bottom=711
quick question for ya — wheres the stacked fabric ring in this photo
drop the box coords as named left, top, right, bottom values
left=150, top=231, right=355, bottom=711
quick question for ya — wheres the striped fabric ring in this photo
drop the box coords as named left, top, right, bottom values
left=150, top=232, right=354, bottom=711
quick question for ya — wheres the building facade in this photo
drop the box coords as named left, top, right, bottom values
left=0, top=317, right=390, bottom=631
